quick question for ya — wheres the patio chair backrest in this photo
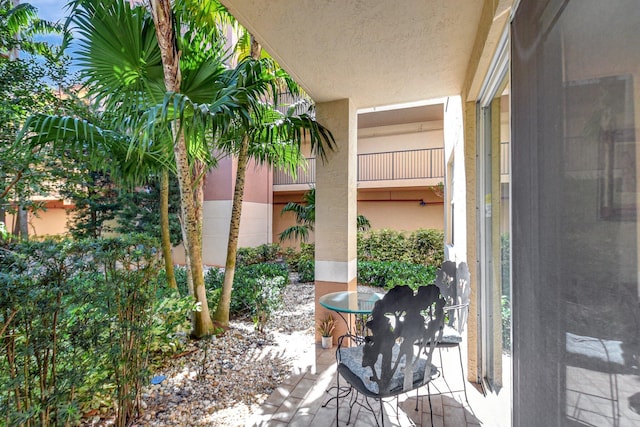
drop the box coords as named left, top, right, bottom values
left=434, top=261, right=470, bottom=333
left=361, top=285, right=445, bottom=395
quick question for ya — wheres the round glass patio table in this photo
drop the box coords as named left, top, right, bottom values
left=318, top=290, right=385, bottom=408
left=319, top=290, right=385, bottom=340
left=319, top=290, right=385, bottom=315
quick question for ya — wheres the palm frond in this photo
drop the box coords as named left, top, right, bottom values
left=278, top=225, right=310, bottom=243
left=2, top=2, right=63, bottom=59
left=17, top=114, right=170, bottom=185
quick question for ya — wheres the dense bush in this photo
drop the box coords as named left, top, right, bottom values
left=293, top=243, right=315, bottom=282
left=357, top=228, right=444, bottom=266
left=358, top=229, right=410, bottom=262
left=408, top=229, right=445, bottom=266
left=0, top=236, right=192, bottom=426
left=357, top=261, right=437, bottom=290
left=206, top=263, right=289, bottom=330
left=158, top=265, right=191, bottom=297
left=280, top=242, right=314, bottom=273
left=297, top=259, right=315, bottom=283
left=290, top=229, right=443, bottom=283
left=236, top=243, right=281, bottom=267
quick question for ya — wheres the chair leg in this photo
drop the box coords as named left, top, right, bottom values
left=457, top=345, right=469, bottom=404
left=427, top=382, right=434, bottom=427
left=438, top=347, right=445, bottom=379
left=336, top=370, right=340, bottom=425
left=347, top=390, right=358, bottom=425
left=415, top=387, right=419, bottom=411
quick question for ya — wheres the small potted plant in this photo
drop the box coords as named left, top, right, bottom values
left=317, top=314, right=336, bottom=349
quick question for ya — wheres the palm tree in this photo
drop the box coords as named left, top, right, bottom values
left=147, top=0, right=336, bottom=329
left=23, top=0, right=225, bottom=335
left=279, top=187, right=371, bottom=243
left=0, top=0, right=63, bottom=59
left=24, top=0, right=335, bottom=336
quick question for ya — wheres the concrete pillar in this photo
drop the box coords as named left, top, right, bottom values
left=314, top=99, right=358, bottom=344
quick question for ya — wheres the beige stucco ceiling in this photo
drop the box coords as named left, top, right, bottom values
left=220, top=0, right=484, bottom=110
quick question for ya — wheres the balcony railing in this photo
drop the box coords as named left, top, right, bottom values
left=273, top=148, right=445, bottom=186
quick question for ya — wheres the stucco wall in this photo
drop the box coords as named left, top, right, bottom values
left=357, top=123, right=443, bottom=154
left=5, top=203, right=71, bottom=237
left=272, top=188, right=444, bottom=248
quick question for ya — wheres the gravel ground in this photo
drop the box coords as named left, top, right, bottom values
left=129, top=279, right=317, bottom=427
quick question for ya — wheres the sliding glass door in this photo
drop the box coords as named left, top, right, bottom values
left=477, top=35, right=511, bottom=394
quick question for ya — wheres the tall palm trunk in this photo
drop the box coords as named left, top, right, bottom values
left=213, top=136, right=250, bottom=325
left=159, top=169, right=177, bottom=290
left=150, top=0, right=214, bottom=337
left=213, top=38, right=262, bottom=327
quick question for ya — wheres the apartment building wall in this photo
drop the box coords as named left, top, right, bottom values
left=273, top=109, right=445, bottom=247
left=5, top=200, right=71, bottom=238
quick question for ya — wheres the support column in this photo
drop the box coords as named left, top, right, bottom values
left=314, top=99, right=358, bottom=345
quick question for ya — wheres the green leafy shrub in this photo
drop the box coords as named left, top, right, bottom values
left=207, top=263, right=289, bottom=322
left=0, top=235, right=193, bottom=426
left=281, top=246, right=301, bottom=271
left=408, top=229, right=445, bottom=266
left=252, top=275, right=286, bottom=332
left=357, top=228, right=444, bottom=266
left=358, top=229, right=410, bottom=262
left=149, top=287, right=195, bottom=358
left=358, top=261, right=437, bottom=290
left=295, top=242, right=315, bottom=281
left=236, top=243, right=281, bottom=266
left=297, top=259, right=315, bottom=282
left=158, top=265, right=189, bottom=296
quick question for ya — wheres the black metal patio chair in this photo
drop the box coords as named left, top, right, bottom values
left=433, top=260, right=471, bottom=404
left=335, top=285, right=445, bottom=426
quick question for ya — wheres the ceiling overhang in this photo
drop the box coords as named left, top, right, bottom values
left=220, top=0, right=484, bottom=110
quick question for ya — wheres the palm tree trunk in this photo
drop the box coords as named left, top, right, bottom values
left=159, top=169, right=177, bottom=290
left=213, top=136, right=250, bottom=326
left=213, top=38, right=262, bottom=327
left=150, top=0, right=213, bottom=337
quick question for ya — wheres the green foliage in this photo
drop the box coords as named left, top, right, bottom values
left=0, top=56, right=77, bottom=225
left=207, top=263, right=289, bottom=327
left=279, top=188, right=315, bottom=242
left=0, top=0, right=74, bottom=235
left=115, top=175, right=183, bottom=246
left=408, top=228, right=445, bottom=266
left=501, top=233, right=510, bottom=296
left=358, top=229, right=410, bottom=262
left=63, top=170, right=120, bottom=239
left=252, top=275, right=286, bottom=332
left=0, top=0, right=64, bottom=59
left=236, top=243, right=281, bottom=266
left=294, top=242, right=315, bottom=281
left=357, top=228, right=444, bottom=266
left=280, top=246, right=301, bottom=271
left=502, top=295, right=511, bottom=352
left=149, top=287, right=193, bottom=357
left=297, top=259, right=315, bottom=283
left=279, top=188, right=369, bottom=243
left=357, top=261, right=437, bottom=290
left=0, top=236, right=193, bottom=426
left=158, top=265, right=189, bottom=296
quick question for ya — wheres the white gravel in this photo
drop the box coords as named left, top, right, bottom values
left=85, top=277, right=382, bottom=426
left=131, top=280, right=317, bottom=427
